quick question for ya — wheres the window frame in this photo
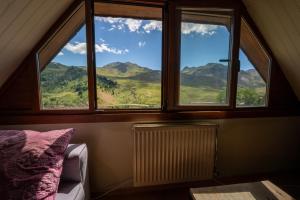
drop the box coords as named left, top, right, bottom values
left=37, top=1, right=90, bottom=112
left=35, top=0, right=272, bottom=114
left=235, top=17, right=271, bottom=108
left=171, top=7, right=236, bottom=111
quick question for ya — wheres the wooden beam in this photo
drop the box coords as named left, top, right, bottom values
left=239, top=18, right=270, bottom=82
left=94, top=2, right=162, bottom=19
left=85, top=0, right=97, bottom=111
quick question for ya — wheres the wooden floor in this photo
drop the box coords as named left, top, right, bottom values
left=94, top=172, right=300, bottom=200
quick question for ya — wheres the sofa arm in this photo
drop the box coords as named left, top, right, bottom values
left=61, top=144, right=88, bottom=183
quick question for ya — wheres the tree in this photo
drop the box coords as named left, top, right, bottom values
left=217, top=87, right=264, bottom=106
left=236, top=87, right=264, bottom=106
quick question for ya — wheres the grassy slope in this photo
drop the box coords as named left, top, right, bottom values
left=40, top=63, right=89, bottom=109
left=93, top=62, right=160, bottom=108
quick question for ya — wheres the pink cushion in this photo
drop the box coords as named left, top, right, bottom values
left=0, top=128, right=74, bottom=200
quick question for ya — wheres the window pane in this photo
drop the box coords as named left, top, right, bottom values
left=179, top=11, right=232, bottom=106
left=40, top=25, right=88, bottom=110
left=94, top=3, right=162, bottom=109
left=236, top=18, right=270, bottom=107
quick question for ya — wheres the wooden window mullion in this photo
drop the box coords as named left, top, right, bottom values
left=85, top=0, right=97, bottom=111
left=165, top=2, right=180, bottom=111
left=229, top=7, right=241, bottom=109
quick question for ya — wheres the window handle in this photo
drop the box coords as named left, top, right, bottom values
left=219, top=59, right=240, bottom=72
left=219, top=59, right=230, bottom=62
left=237, top=59, right=240, bottom=72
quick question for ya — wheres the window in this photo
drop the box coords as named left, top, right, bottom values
left=236, top=18, right=270, bottom=107
left=94, top=2, right=162, bottom=109
left=38, top=3, right=88, bottom=110
left=36, top=1, right=272, bottom=113
left=179, top=10, right=232, bottom=106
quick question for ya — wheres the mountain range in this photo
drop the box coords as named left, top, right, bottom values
left=42, top=61, right=265, bottom=90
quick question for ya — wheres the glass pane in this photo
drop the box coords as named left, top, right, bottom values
left=40, top=25, right=88, bottom=109
left=237, top=51, right=267, bottom=107
left=237, top=18, right=270, bottom=107
left=179, top=11, right=232, bottom=106
left=94, top=3, right=162, bottom=109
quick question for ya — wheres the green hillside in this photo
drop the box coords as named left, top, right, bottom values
left=97, top=62, right=151, bottom=77
left=40, top=62, right=266, bottom=109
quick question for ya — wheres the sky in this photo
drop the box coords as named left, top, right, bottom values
left=53, top=17, right=254, bottom=70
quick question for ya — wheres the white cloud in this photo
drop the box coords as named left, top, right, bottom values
left=181, top=23, right=218, bottom=35
left=125, top=19, right=142, bottom=32
left=64, top=42, right=87, bottom=54
left=64, top=41, right=129, bottom=55
left=138, top=41, right=146, bottom=47
left=95, top=16, right=142, bottom=32
left=95, top=17, right=125, bottom=31
left=58, top=51, right=64, bottom=56
left=95, top=17, right=123, bottom=24
left=143, top=20, right=162, bottom=33
left=95, top=43, right=129, bottom=54
left=95, top=17, right=165, bottom=34
left=110, top=23, right=125, bottom=31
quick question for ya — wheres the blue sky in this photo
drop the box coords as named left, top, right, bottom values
left=53, top=17, right=254, bottom=70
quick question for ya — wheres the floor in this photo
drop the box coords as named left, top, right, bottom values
left=92, top=172, right=300, bottom=200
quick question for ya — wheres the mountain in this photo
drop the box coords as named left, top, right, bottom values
left=181, top=63, right=265, bottom=89
left=238, top=69, right=266, bottom=88
left=181, top=63, right=228, bottom=89
left=131, top=70, right=161, bottom=82
left=40, top=62, right=266, bottom=108
left=97, top=62, right=151, bottom=77
left=41, top=62, right=265, bottom=90
left=41, top=62, right=117, bottom=91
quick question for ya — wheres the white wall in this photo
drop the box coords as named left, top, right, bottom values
left=1, top=117, right=299, bottom=193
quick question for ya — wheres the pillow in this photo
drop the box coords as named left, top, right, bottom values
left=0, top=128, right=74, bottom=200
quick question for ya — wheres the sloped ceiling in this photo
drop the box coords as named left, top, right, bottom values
left=0, top=0, right=73, bottom=87
left=242, top=0, right=300, bottom=100
left=0, top=0, right=300, bottom=101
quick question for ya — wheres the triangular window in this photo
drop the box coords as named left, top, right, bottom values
left=38, top=4, right=88, bottom=110
left=236, top=18, right=270, bottom=107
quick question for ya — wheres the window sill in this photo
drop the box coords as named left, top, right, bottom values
left=0, top=108, right=299, bottom=125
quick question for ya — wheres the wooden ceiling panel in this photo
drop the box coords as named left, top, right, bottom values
left=243, top=0, right=300, bottom=100
left=0, top=0, right=74, bottom=88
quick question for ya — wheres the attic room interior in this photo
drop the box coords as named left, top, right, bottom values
left=0, top=0, right=300, bottom=199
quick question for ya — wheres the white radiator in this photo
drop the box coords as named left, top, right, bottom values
left=133, top=123, right=217, bottom=187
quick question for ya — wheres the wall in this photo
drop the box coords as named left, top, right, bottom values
left=0, top=117, right=299, bottom=193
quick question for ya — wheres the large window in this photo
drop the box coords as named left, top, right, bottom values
left=179, top=10, right=232, bottom=106
left=94, top=3, right=162, bottom=109
left=237, top=18, right=270, bottom=107
left=37, top=1, right=272, bottom=112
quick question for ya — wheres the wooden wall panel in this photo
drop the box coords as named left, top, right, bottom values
left=268, top=62, right=299, bottom=108
left=0, top=55, right=37, bottom=111
left=0, top=117, right=299, bottom=192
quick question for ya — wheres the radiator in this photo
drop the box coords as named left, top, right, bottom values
left=133, top=123, right=217, bottom=187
